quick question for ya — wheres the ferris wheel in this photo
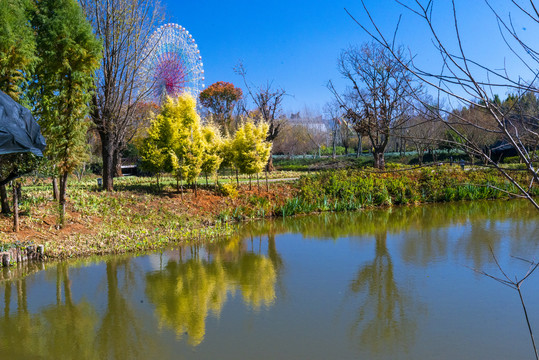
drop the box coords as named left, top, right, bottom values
left=142, top=23, right=205, bottom=102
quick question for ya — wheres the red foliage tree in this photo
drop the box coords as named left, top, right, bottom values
left=199, top=81, right=242, bottom=134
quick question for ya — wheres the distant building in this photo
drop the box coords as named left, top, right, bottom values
left=288, top=112, right=328, bottom=132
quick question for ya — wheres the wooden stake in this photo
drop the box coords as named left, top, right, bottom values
left=12, top=182, right=19, bottom=232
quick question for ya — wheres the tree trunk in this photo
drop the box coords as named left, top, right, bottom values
left=332, top=129, right=337, bottom=159
left=236, top=169, right=239, bottom=186
left=257, top=172, right=260, bottom=192
left=0, top=185, right=9, bottom=214
left=113, top=147, right=123, bottom=178
left=52, top=177, right=59, bottom=200
left=180, top=174, right=183, bottom=200
left=266, top=155, right=275, bottom=172
left=12, top=183, right=19, bottom=232
left=356, top=134, right=362, bottom=158
left=59, top=172, right=68, bottom=227
left=416, top=144, right=423, bottom=165
left=373, top=150, right=385, bottom=170
left=100, top=131, right=115, bottom=191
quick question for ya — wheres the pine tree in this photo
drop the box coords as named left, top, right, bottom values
left=31, top=0, right=102, bottom=225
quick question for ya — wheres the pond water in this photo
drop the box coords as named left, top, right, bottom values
left=0, top=200, right=539, bottom=359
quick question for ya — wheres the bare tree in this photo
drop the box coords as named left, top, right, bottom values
left=447, top=104, right=502, bottom=164
left=235, top=63, right=286, bottom=171
left=329, top=42, right=416, bottom=169
left=300, top=107, right=329, bottom=157
left=324, top=101, right=344, bottom=159
left=405, top=99, right=445, bottom=165
left=80, top=0, right=163, bottom=191
left=272, top=121, right=313, bottom=156
left=351, top=0, right=539, bottom=209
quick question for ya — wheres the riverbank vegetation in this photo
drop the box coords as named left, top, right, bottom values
left=1, top=161, right=535, bottom=259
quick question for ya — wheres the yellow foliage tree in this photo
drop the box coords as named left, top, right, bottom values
left=231, top=120, right=272, bottom=190
left=139, top=94, right=214, bottom=195
left=174, top=94, right=205, bottom=196
left=139, top=97, right=180, bottom=189
left=201, top=123, right=223, bottom=186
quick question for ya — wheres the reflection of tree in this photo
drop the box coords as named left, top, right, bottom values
left=0, top=277, right=36, bottom=358
left=242, top=199, right=535, bottom=245
left=242, top=199, right=538, bottom=270
left=96, top=259, right=165, bottom=359
left=348, top=231, right=418, bottom=355
left=146, top=247, right=276, bottom=346
left=34, top=263, right=98, bottom=359
left=0, top=263, right=98, bottom=359
left=458, top=217, right=502, bottom=268
left=146, top=257, right=228, bottom=346
left=227, top=253, right=276, bottom=310
left=37, top=263, right=98, bottom=359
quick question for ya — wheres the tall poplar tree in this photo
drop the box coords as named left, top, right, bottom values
left=31, top=0, right=101, bottom=224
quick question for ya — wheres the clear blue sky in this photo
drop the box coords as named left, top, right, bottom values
left=163, top=0, right=539, bottom=114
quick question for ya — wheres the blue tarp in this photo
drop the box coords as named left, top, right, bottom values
left=0, top=90, right=46, bottom=156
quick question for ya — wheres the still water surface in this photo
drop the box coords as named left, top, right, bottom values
left=0, top=200, right=538, bottom=359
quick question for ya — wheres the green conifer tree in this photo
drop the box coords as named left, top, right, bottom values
left=0, top=0, right=39, bottom=215
left=31, top=0, right=101, bottom=224
left=0, top=0, right=37, bottom=101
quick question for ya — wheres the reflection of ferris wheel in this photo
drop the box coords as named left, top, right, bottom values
left=142, top=23, right=205, bottom=101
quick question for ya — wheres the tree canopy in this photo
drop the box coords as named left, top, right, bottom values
left=199, top=81, right=243, bottom=135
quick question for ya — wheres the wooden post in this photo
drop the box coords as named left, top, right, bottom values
left=26, top=246, right=34, bottom=261
left=13, top=182, right=19, bottom=232
left=2, top=252, right=10, bottom=267
left=52, top=176, right=59, bottom=200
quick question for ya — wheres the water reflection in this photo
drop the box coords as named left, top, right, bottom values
left=0, top=259, right=168, bottom=359
left=96, top=259, right=166, bottom=359
left=0, top=200, right=536, bottom=359
left=146, top=242, right=277, bottom=345
left=240, top=199, right=539, bottom=268
left=348, top=231, right=419, bottom=355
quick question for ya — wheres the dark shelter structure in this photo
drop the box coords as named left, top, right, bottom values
left=0, top=90, right=45, bottom=156
left=0, top=90, right=46, bottom=185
